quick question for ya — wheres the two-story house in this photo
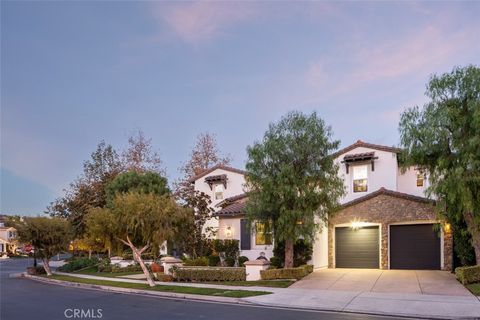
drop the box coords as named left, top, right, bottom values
left=0, top=222, right=17, bottom=255
left=191, top=141, right=452, bottom=270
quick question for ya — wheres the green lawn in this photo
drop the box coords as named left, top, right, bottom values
left=42, top=275, right=271, bottom=298
left=466, top=283, right=480, bottom=296
left=72, top=267, right=143, bottom=278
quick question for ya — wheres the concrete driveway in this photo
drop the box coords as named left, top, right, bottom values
left=291, top=268, right=471, bottom=296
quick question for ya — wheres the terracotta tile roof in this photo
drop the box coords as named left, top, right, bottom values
left=334, top=140, right=402, bottom=157
left=215, top=201, right=247, bottom=216
left=343, top=152, right=376, bottom=161
left=215, top=193, right=248, bottom=208
left=188, top=164, right=246, bottom=183
left=341, top=187, right=434, bottom=209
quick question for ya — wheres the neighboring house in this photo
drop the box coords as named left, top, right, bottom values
left=192, top=140, right=452, bottom=271
left=0, top=223, right=18, bottom=254
left=189, top=164, right=247, bottom=236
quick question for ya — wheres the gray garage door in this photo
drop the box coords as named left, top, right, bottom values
left=390, top=224, right=441, bottom=270
left=335, top=226, right=380, bottom=268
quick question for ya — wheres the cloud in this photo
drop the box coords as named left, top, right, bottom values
left=152, top=2, right=256, bottom=45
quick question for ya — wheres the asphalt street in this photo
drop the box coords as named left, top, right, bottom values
left=0, top=259, right=412, bottom=320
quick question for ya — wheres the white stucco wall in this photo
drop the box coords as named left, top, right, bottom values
left=336, top=147, right=399, bottom=204
left=397, top=166, right=428, bottom=197
left=311, top=222, right=328, bottom=269
left=193, top=169, right=247, bottom=236
left=218, top=216, right=273, bottom=261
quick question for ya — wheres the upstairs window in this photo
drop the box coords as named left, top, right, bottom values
left=214, top=184, right=224, bottom=200
left=416, top=172, right=425, bottom=187
left=255, top=222, right=273, bottom=245
left=353, top=165, right=368, bottom=193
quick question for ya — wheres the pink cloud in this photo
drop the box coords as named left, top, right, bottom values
left=153, top=2, right=256, bottom=45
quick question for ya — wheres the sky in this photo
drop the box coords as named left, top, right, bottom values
left=1, top=1, right=479, bottom=215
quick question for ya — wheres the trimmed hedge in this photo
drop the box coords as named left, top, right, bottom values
left=174, top=266, right=246, bottom=282
left=260, top=265, right=313, bottom=280
left=58, top=257, right=99, bottom=272
left=455, top=265, right=480, bottom=285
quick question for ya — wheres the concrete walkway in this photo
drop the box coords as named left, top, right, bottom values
left=53, top=270, right=480, bottom=319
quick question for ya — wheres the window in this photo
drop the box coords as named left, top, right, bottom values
left=214, top=184, right=224, bottom=200
left=255, top=222, right=272, bottom=245
left=416, top=172, right=424, bottom=187
left=353, top=165, right=368, bottom=192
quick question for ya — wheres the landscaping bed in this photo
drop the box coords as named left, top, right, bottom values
left=40, top=275, right=271, bottom=298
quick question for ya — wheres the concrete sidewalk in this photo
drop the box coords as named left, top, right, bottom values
left=244, top=287, right=480, bottom=319
left=53, top=271, right=480, bottom=319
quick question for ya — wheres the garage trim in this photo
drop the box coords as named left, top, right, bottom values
left=388, top=220, right=444, bottom=270
left=333, top=222, right=382, bottom=268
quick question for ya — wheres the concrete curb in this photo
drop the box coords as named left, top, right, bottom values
left=23, top=274, right=253, bottom=305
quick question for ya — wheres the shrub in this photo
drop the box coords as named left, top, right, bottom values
left=212, top=239, right=239, bottom=260
left=183, top=257, right=209, bottom=266
left=269, top=256, right=282, bottom=268
left=225, top=257, right=235, bottom=267
left=174, top=267, right=246, bottom=282
left=273, top=239, right=313, bottom=267
left=260, top=265, right=312, bottom=280
left=455, top=265, right=480, bottom=285
left=238, top=256, right=249, bottom=267
left=155, top=273, right=173, bottom=282
left=58, top=257, right=99, bottom=272
left=97, top=258, right=111, bottom=272
left=208, top=255, right=220, bottom=267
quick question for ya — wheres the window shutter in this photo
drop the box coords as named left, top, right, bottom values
left=240, top=219, right=251, bottom=250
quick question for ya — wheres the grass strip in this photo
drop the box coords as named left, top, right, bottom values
left=466, top=283, right=480, bottom=296
left=72, top=267, right=143, bottom=278
left=42, top=275, right=271, bottom=298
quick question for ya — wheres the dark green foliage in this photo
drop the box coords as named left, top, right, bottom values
left=106, top=171, right=169, bottom=206
left=260, top=265, right=312, bottom=280
left=455, top=265, right=480, bottom=284
left=225, top=257, right=235, bottom=267
left=269, top=256, right=283, bottom=268
left=245, top=111, right=345, bottom=267
left=174, top=267, right=246, bottom=282
left=453, top=218, right=476, bottom=267
left=399, top=65, right=480, bottom=263
left=212, top=239, right=240, bottom=261
left=58, top=257, right=100, bottom=272
left=208, top=255, right=220, bottom=267
left=183, top=257, right=209, bottom=266
left=273, top=239, right=313, bottom=267
left=238, top=256, right=249, bottom=267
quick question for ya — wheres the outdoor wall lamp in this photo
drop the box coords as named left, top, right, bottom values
left=443, top=223, right=451, bottom=233
left=350, top=219, right=367, bottom=230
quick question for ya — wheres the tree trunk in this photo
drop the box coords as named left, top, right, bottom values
left=464, top=211, right=480, bottom=264
left=120, top=236, right=155, bottom=287
left=42, top=258, right=52, bottom=276
left=107, top=247, right=111, bottom=258
left=88, top=250, right=92, bottom=259
left=284, top=239, right=294, bottom=268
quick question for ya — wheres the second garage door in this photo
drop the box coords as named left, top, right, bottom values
left=390, top=224, right=441, bottom=270
left=335, top=226, right=380, bottom=268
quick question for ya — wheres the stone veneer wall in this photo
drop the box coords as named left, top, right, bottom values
left=328, top=194, right=453, bottom=270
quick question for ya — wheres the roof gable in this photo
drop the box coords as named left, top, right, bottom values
left=341, top=187, right=434, bottom=208
left=334, top=140, right=402, bottom=158
left=188, top=165, right=246, bottom=183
